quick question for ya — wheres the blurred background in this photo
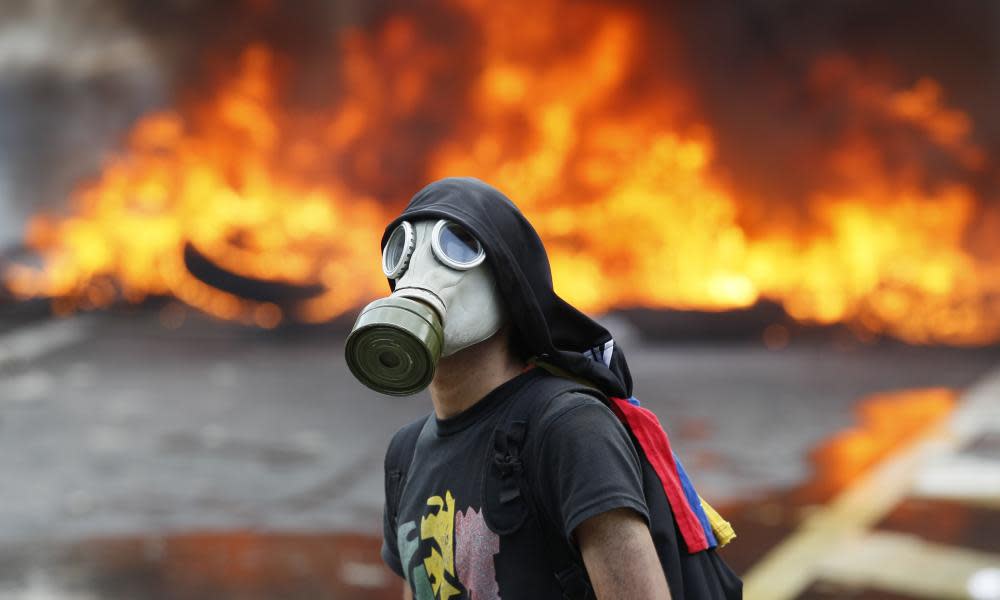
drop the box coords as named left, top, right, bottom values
left=1, top=0, right=999, bottom=598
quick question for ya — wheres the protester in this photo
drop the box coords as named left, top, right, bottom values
left=346, top=177, right=741, bottom=599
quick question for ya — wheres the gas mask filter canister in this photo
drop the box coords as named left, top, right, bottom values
left=345, top=219, right=503, bottom=396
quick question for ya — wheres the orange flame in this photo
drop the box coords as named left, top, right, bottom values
left=5, top=47, right=388, bottom=327
left=805, top=388, right=956, bottom=498
left=4, top=0, right=999, bottom=343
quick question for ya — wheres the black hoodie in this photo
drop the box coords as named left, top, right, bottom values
left=382, top=176, right=633, bottom=398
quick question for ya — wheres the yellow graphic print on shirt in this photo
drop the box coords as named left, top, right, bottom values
left=420, top=490, right=461, bottom=600
left=398, top=490, right=502, bottom=599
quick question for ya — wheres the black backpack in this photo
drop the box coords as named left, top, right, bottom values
left=384, top=372, right=742, bottom=599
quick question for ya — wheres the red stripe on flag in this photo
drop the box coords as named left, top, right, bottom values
left=609, top=397, right=709, bottom=553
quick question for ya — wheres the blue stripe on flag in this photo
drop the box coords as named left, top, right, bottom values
left=674, top=454, right=718, bottom=548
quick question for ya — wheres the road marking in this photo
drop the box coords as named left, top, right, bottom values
left=915, top=456, right=1000, bottom=502
left=916, top=368, right=1000, bottom=506
left=0, top=316, right=94, bottom=368
left=951, top=369, right=1000, bottom=438
left=742, top=422, right=957, bottom=599
left=817, top=531, right=1000, bottom=599
left=743, top=367, right=1000, bottom=600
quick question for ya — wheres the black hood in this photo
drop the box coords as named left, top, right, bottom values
left=381, top=177, right=632, bottom=398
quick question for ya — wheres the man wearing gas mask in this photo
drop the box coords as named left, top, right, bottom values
left=347, top=178, right=740, bottom=599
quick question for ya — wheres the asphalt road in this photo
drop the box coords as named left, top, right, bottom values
left=1, top=310, right=998, bottom=598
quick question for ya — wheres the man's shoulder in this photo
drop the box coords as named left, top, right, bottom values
left=391, top=413, right=431, bottom=438
left=523, top=373, right=618, bottom=435
left=383, top=413, right=431, bottom=469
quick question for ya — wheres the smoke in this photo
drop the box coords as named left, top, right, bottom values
left=126, top=0, right=999, bottom=224
left=667, top=0, right=1000, bottom=227
left=0, top=0, right=164, bottom=245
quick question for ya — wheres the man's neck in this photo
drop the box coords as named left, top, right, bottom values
left=429, top=331, right=526, bottom=420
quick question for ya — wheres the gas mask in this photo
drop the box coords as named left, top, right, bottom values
left=345, top=219, right=504, bottom=395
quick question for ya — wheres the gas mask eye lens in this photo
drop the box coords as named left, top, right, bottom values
left=431, top=220, right=485, bottom=270
left=382, top=221, right=415, bottom=278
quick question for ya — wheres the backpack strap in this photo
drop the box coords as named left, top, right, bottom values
left=485, top=372, right=603, bottom=600
left=384, top=416, right=430, bottom=535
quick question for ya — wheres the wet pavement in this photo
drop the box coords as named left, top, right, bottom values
left=1, top=310, right=999, bottom=598
left=743, top=367, right=1000, bottom=600
left=0, top=532, right=398, bottom=600
left=876, top=498, right=1000, bottom=556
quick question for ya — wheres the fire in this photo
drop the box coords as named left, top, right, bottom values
left=4, top=0, right=999, bottom=344
left=804, top=388, right=956, bottom=498
left=4, top=47, right=388, bottom=327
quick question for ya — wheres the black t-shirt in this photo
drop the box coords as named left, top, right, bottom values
left=381, top=369, right=648, bottom=599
